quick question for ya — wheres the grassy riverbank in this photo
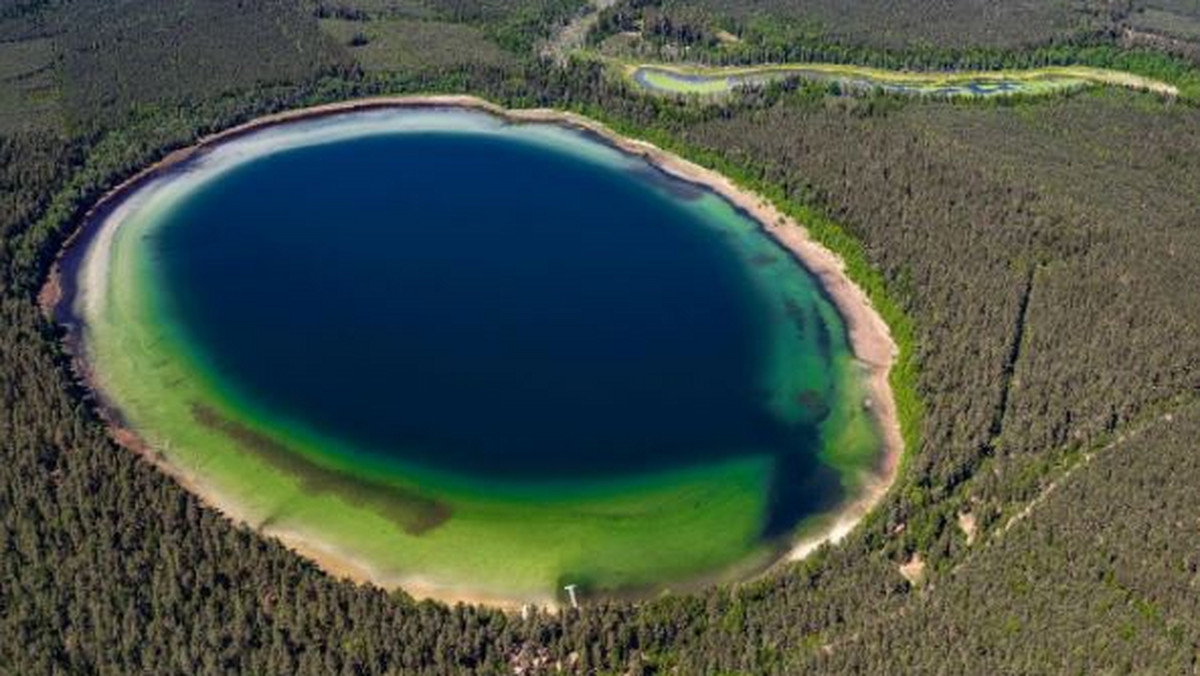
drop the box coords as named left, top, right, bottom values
left=624, top=62, right=1179, bottom=98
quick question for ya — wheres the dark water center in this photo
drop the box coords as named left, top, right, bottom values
left=150, top=129, right=820, bottom=485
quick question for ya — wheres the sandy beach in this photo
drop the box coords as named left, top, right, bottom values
left=43, top=94, right=904, bottom=608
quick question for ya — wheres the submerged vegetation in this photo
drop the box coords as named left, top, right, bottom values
left=2, top=0, right=1200, bottom=672
left=68, top=108, right=882, bottom=601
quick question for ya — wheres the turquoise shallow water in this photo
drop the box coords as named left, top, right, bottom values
left=68, top=108, right=881, bottom=598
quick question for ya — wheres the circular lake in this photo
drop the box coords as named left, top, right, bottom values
left=66, top=107, right=883, bottom=604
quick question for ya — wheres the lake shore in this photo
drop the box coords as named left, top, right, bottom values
left=43, top=94, right=903, bottom=608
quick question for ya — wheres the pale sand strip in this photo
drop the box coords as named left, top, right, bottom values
left=43, top=95, right=904, bottom=607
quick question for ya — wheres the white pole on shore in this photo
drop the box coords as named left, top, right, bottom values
left=563, top=584, right=579, bottom=609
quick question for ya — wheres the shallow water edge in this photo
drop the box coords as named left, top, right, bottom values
left=43, top=95, right=903, bottom=609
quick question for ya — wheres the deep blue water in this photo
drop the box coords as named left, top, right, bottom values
left=148, top=129, right=827, bottom=485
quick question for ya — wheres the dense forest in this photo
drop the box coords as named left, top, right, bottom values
left=589, top=0, right=1200, bottom=89
left=600, top=0, right=1103, bottom=52
left=591, top=0, right=1200, bottom=58
left=2, top=0, right=1199, bottom=673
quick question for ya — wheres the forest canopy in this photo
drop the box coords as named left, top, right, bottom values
left=1, top=0, right=1199, bottom=673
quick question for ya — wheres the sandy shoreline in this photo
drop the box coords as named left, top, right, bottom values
left=43, top=94, right=903, bottom=609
